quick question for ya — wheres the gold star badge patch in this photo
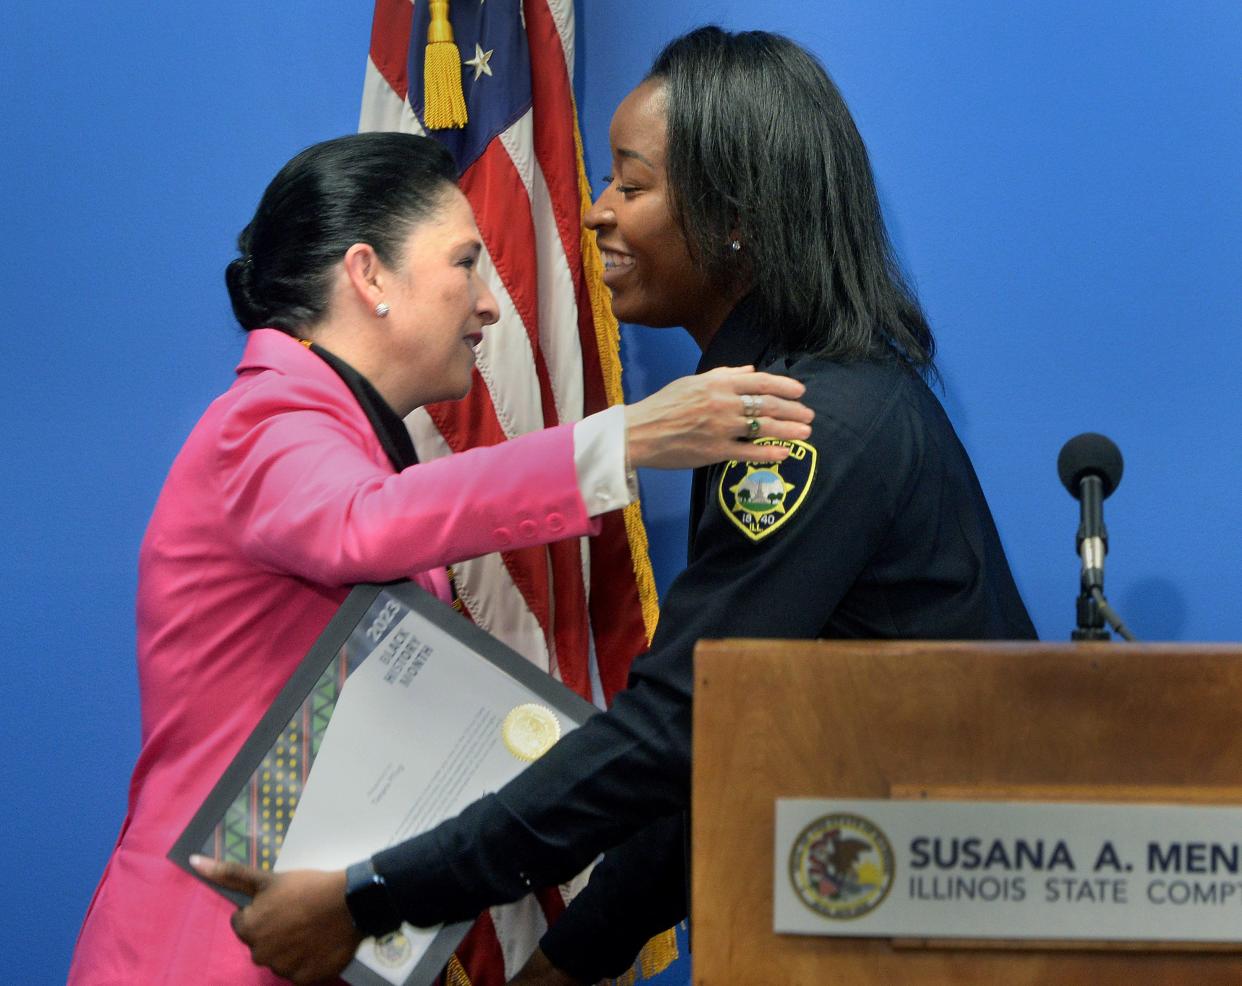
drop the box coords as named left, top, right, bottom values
left=716, top=438, right=817, bottom=541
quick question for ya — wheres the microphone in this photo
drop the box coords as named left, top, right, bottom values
left=1056, top=433, right=1136, bottom=641
left=1057, top=432, right=1124, bottom=594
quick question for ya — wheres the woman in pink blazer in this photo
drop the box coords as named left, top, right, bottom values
left=66, top=133, right=811, bottom=985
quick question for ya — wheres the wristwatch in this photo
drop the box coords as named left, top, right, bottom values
left=345, top=858, right=403, bottom=939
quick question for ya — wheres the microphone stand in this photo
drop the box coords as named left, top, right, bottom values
left=1073, top=589, right=1111, bottom=640
left=1059, top=433, right=1139, bottom=642
left=1072, top=474, right=1111, bottom=641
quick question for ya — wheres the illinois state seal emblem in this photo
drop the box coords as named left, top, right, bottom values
left=789, top=813, right=894, bottom=920
left=717, top=438, right=817, bottom=541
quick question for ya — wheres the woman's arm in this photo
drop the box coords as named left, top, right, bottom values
left=216, top=366, right=810, bottom=586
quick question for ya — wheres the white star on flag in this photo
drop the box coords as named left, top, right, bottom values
left=464, top=41, right=494, bottom=80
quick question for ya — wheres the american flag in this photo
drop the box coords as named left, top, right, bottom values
left=360, top=1, right=673, bottom=983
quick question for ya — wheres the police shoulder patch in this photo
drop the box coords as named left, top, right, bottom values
left=716, top=438, right=817, bottom=542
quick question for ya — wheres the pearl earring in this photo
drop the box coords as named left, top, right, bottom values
left=730, top=240, right=742, bottom=252
left=374, top=302, right=391, bottom=318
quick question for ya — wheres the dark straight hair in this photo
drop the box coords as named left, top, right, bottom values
left=225, top=132, right=458, bottom=333
left=647, top=27, right=935, bottom=370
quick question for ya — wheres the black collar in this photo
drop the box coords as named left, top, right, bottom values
left=299, top=341, right=462, bottom=606
left=303, top=342, right=418, bottom=472
left=695, top=294, right=774, bottom=374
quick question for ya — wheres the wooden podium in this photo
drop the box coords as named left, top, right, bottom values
left=691, top=641, right=1242, bottom=985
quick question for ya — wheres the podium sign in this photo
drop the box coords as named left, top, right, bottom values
left=693, top=640, right=1242, bottom=984
left=775, top=797, right=1242, bottom=941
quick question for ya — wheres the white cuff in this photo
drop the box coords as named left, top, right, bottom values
left=573, top=405, right=637, bottom=517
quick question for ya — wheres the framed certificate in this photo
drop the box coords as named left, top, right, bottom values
left=169, top=580, right=599, bottom=986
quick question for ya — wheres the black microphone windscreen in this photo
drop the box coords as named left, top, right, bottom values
left=1057, top=433, right=1124, bottom=498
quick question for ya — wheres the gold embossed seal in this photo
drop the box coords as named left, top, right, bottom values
left=373, top=930, right=412, bottom=967
left=502, top=703, right=561, bottom=761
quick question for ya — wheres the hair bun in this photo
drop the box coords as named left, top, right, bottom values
left=225, top=254, right=268, bottom=330
left=223, top=132, right=458, bottom=333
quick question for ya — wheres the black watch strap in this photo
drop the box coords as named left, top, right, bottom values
left=345, top=858, right=403, bottom=939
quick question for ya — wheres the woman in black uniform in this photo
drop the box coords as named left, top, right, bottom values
left=199, top=26, right=1036, bottom=985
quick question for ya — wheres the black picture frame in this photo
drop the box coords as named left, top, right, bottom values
left=169, top=580, right=599, bottom=986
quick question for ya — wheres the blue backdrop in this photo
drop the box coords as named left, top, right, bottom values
left=3, top=1, right=1238, bottom=982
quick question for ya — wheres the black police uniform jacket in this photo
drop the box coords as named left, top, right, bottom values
left=373, top=298, right=1036, bottom=979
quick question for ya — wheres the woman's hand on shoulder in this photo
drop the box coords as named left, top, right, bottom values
left=624, top=365, right=813, bottom=470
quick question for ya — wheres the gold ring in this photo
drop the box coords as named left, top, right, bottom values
left=747, top=417, right=761, bottom=436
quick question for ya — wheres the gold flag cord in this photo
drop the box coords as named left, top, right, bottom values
left=440, top=38, right=672, bottom=986
left=424, top=0, right=467, bottom=129
left=443, top=955, right=473, bottom=986
left=573, top=82, right=675, bottom=982
left=572, top=95, right=660, bottom=645
left=607, top=927, right=681, bottom=985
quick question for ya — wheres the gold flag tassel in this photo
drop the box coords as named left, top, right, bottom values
left=424, top=0, right=467, bottom=129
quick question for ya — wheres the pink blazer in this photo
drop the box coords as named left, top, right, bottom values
left=68, top=329, right=597, bottom=985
